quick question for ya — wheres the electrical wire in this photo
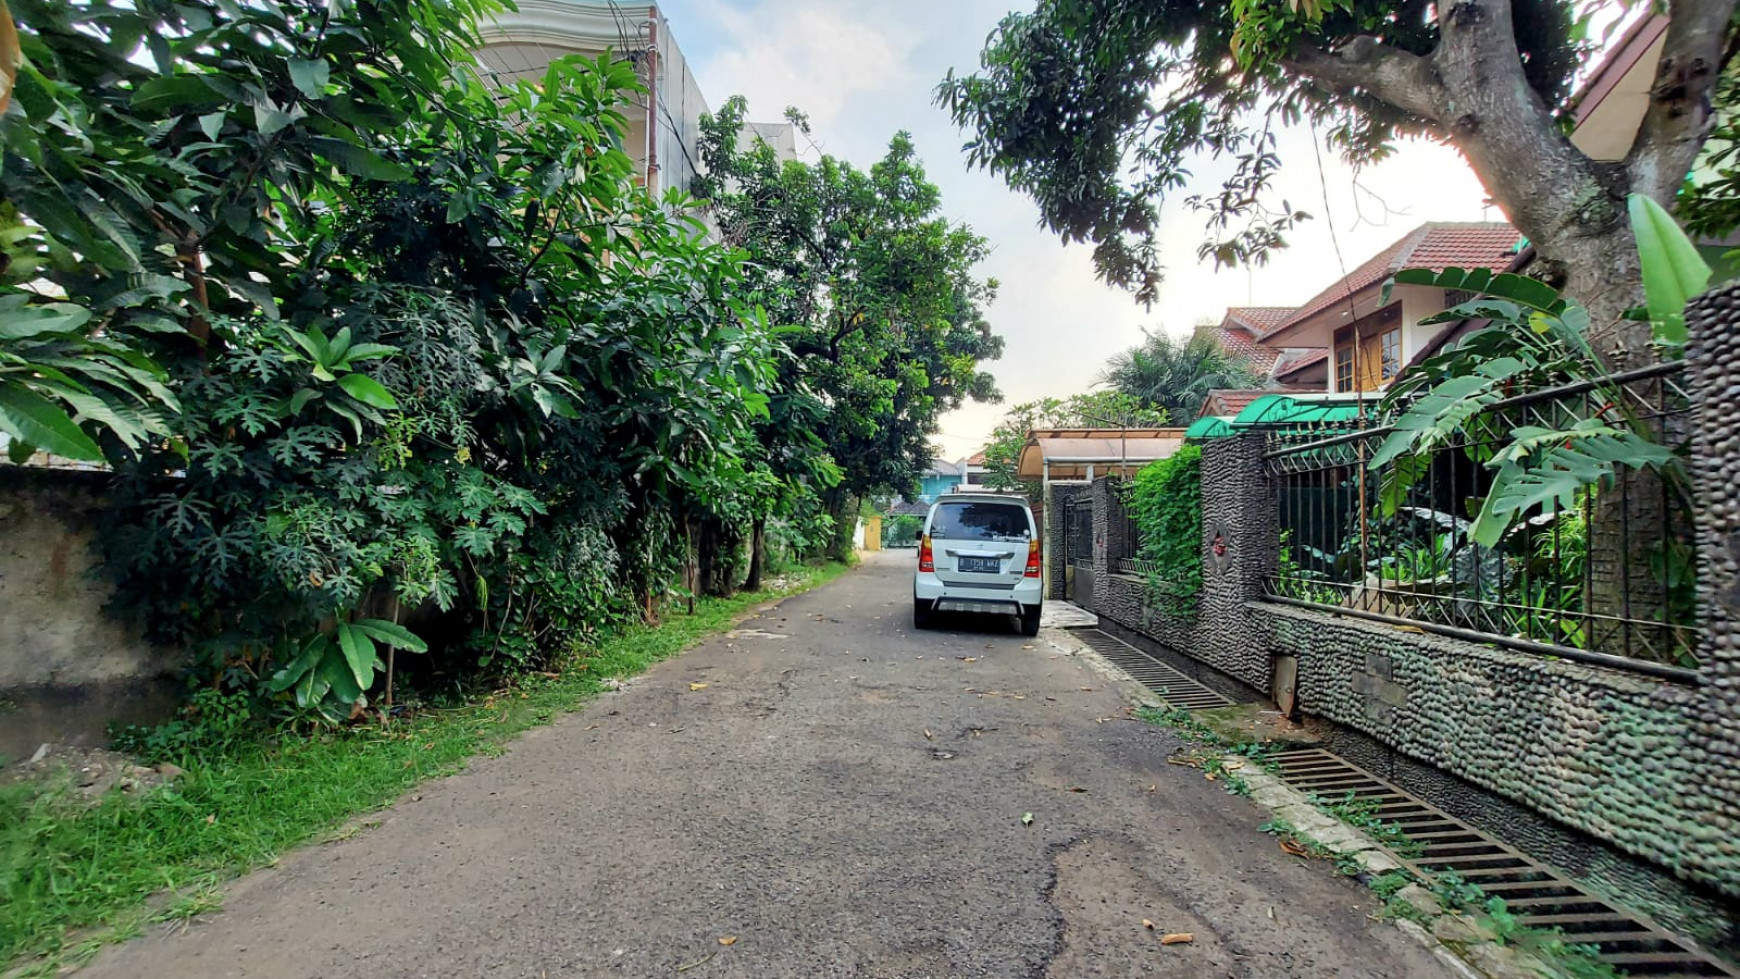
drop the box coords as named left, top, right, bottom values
left=1309, top=115, right=1366, bottom=420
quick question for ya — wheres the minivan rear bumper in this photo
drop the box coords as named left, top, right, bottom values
left=915, top=571, right=1043, bottom=609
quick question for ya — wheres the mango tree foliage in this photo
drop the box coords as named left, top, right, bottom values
left=695, top=98, right=1005, bottom=561
left=4, top=0, right=782, bottom=718
left=938, top=0, right=1736, bottom=350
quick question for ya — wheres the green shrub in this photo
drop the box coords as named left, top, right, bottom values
left=882, top=514, right=923, bottom=546
left=1127, top=445, right=1203, bottom=606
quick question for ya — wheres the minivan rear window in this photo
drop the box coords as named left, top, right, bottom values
left=929, top=502, right=1030, bottom=542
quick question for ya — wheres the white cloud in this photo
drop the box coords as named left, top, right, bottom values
left=666, top=1, right=917, bottom=134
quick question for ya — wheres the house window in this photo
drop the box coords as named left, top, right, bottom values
left=1332, top=304, right=1403, bottom=393
left=1334, top=346, right=1354, bottom=392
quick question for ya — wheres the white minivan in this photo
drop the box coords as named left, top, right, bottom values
left=913, top=493, right=1043, bottom=636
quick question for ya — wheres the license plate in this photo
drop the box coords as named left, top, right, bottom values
left=958, top=556, right=1000, bottom=573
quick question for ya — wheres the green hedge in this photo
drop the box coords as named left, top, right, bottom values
left=1128, top=445, right=1203, bottom=605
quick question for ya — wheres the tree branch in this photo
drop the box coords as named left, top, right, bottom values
left=1626, top=0, right=1739, bottom=204
left=1431, top=0, right=1622, bottom=264
left=1282, top=38, right=1448, bottom=127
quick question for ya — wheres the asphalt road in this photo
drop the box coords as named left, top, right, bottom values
left=83, top=552, right=1452, bottom=979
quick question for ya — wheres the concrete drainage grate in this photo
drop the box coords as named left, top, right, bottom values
left=1070, top=629, right=1232, bottom=710
left=1272, top=747, right=1739, bottom=978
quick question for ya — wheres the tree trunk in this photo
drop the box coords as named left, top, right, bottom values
left=824, top=489, right=856, bottom=563
left=1583, top=393, right=1698, bottom=666
left=745, top=515, right=767, bottom=591
left=1553, top=226, right=1650, bottom=367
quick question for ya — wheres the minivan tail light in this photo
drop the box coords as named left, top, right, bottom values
left=1025, top=538, right=1041, bottom=578
left=919, top=535, right=934, bottom=572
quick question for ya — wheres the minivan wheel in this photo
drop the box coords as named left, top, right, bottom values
left=914, top=598, right=934, bottom=630
left=1020, top=604, right=1041, bottom=637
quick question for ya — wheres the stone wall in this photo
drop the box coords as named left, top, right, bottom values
left=1684, top=283, right=1740, bottom=898
left=1047, top=482, right=1089, bottom=602
left=0, top=466, right=179, bottom=760
left=1072, top=303, right=1740, bottom=910
left=1258, top=605, right=1721, bottom=892
left=1089, top=435, right=1275, bottom=693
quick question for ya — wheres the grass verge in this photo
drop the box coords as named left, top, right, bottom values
left=0, top=561, right=849, bottom=973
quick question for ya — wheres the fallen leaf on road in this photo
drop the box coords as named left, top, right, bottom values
left=1142, top=919, right=1154, bottom=930
left=923, top=729, right=934, bottom=741
left=1020, top=812, right=1034, bottom=826
left=1012, top=694, right=1026, bottom=700
left=1224, top=759, right=1245, bottom=771
left=689, top=682, right=709, bottom=691
left=718, top=936, right=738, bottom=946
left=957, top=656, right=977, bottom=662
left=1069, top=787, right=1086, bottom=793
left=1080, top=687, right=1094, bottom=692
left=1022, top=644, right=1035, bottom=649
left=1161, top=933, right=1193, bottom=945
left=1045, top=696, right=1058, bottom=702
left=1148, top=784, right=1157, bottom=793
left=1279, top=838, right=1308, bottom=857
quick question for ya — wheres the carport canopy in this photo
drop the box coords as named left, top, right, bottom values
left=1016, top=428, right=1188, bottom=480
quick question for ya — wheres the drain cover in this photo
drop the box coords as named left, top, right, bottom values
left=1071, top=629, right=1231, bottom=709
left=1272, top=748, right=1738, bottom=977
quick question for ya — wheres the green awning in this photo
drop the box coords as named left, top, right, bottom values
left=1231, top=394, right=1364, bottom=427
left=1184, top=415, right=1238, bottom=440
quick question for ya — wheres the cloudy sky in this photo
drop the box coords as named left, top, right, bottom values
left=654, top=0, right=1500, bottom=459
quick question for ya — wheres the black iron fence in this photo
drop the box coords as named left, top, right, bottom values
left=1263, top=363, right=1700, bottom=680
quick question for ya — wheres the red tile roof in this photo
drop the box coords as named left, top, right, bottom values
left=1198, top=386, right=1326, bottom=419
left=1202, top=389, right=1269, bottom=416
left=964, top=449, right=987, bottom=466
left=1267, top=223, right=1521, bottom=340
left=1224, top=306, right=1296, bottom=337
left=1273, top=347, right=1329, bottom=379
left=1212, top=326, right=1282, bottom=373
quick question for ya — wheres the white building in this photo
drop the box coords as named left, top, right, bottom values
left=474, top=1, right=793, bottom=201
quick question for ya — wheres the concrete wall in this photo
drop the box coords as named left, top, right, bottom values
left=0, top=466, right=178, bottom=761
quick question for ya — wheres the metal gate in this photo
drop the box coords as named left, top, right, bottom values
left=1063, top=495, right=1094, bottom=607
